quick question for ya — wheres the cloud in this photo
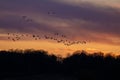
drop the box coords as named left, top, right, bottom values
left=0, top=14, right=62, bottom=34
left=0, top=0, right=120, bottom=46
left=54, top=0, right=120, bottom=9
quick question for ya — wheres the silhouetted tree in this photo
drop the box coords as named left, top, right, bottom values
left=0, top=49, right=120, bottom=80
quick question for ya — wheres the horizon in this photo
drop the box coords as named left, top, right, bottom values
left=0, top=47, right=118, bottom=57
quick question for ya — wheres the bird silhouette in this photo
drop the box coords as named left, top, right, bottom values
left=6, top=32, right=88, bottom=46
left=48, top=11, right=56, bottom=15
left=22, top=16, right=27, bottom=19
left=12, top=38, right=15, bottom=42
left=33, top=35, right=35, bottom=38
left=8, top=33, right=10, bottom=35
left=8, top=37, right=10, bottom=39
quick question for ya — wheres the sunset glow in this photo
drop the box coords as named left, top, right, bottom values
left=0, top=0, right=120, bottom=56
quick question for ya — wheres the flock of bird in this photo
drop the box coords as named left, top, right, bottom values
left=7, top=32, right=87, bottom=46
left=7, top=13, right=88, bottom=46
left=21, top=11, right=56, bottom=23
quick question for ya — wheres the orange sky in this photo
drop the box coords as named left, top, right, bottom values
left=0, top=38, right=120, bottom=57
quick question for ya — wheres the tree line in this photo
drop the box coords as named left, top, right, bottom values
left=0, top=49, right=120, bottom=80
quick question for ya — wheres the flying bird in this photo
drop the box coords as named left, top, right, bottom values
left=6, top=32, right=88, bottom=46
left=22, top=16, right=27, bottom=19
left=48, top=11, right=56, bottom=15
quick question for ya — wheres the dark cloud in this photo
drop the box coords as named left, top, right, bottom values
left=0, top=15, right=60, bottom=34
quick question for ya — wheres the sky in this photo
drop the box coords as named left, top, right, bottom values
left=0, top=0, right=120, bottom=56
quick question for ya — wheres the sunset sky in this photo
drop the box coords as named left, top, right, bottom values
left=0, top=0, right=120, bottom=56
